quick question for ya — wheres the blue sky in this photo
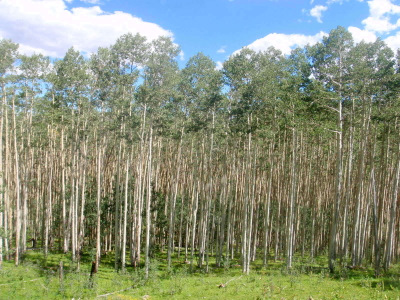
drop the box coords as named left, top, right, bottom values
left=1, top=0, right=400, bottom=67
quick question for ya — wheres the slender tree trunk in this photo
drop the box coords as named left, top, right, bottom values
left=167, top=128, right=183, bottom=269
left=121, top=153, right=130, bottom=270
left=329, top=95, right=343, bottom=273
left=95, top=139, right=102, bottom=272
left=0, top=86, right=4, bottom=267
left=287, top=128, right=297, bottom=270
left=384, top=140, right=400, bottom=271
left=12, top=97, right=21, bottom=266
left=114, top=141, right=123, bottom=270
left=61, top=126, right=68, bottom=253
left=145, top=126, right=153, bottom=278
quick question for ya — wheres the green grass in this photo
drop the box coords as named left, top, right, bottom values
left=0, top=250, right=399, bottom=299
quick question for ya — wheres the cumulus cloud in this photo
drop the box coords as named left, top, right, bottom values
left=217, top=46, right=226, bottom=54
left=327, top=0, right=342, bottom=4
left=362, top=0, right=400, bottom=33
left=362, top=16, right=399, bottom=32
left=326, top=0, right=351, bottom=4
left=80, top=0, right=102, bottom=4
left=348, top=26, right=377, bottom=43
left=368, top=0, right=400, bottom=17
left=179, top=51, right=185, bottom=61
left=384, top=31, right=400, bottom=52
left=66, top=0, right=103, bottom=4
left=0, top=0, right=173, bottom=58
left=215, top=61, right=224, bottom=71
left=233, top=31, right=327, bottom=56
left=310, top=5, right=328, bottom=23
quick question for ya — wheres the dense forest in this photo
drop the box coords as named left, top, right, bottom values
left=0, top=26, right=400, bottom=280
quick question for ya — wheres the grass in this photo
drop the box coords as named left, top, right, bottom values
left=0, top=250, right=399, bottom=299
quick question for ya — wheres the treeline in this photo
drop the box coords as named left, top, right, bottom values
left=0, top=26, right=400, bottom=277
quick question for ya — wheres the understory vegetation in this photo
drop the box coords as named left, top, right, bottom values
left=1, top=250, right=400, bottom=299
left=1, top=24, right=400, bottom=299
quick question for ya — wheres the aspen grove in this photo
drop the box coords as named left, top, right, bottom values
left=1, top=26, right=400, bottom=278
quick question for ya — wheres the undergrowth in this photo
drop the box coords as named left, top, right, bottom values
left=0, top=250, right=399, bottom=299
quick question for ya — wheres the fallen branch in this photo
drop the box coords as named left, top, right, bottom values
left=218, top=275, right=243, bottom=288
left=96, top=287, right=133, bottom=298
left=0, top=278, right=41, bottom=286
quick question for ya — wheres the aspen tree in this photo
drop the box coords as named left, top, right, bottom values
left=0, top=40, right=18, bottom=265
left=309, top=27, right=353, bottom=273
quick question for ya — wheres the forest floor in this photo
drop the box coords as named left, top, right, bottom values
left=0, top=250, right=399, bottom=299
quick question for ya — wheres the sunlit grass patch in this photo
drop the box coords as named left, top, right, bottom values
left=0, top=251, right=399, bottom=299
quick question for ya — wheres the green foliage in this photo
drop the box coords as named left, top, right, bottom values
left=2, top=26, right=400, bottom=298
left=0, top=39, right=19, bottom=79
left=1, top=251, right=399, bottom=299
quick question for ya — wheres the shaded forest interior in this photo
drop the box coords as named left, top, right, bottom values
left=1, top=26, right=400, bottom=279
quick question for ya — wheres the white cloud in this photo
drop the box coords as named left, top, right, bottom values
left=0, top=0, right=173, bottom=58
left=368, top=0, right=400, bottom=18
left=310, top=5, right=328, bottom=23
left=216, top=61, right=224, bottom=71
left=348, top=26, right=377, bottom=43
left=80, top=0, right=102, bottom=4
left=362, top=16, right=399, bottom=32
left=327, top=0, right=342, bottom=4
left=179, top=50, right=185, bottom=61
left=217, top=46, right=226, bottom=54
left=234, top=31, right=327, bottom=56
left=362, top=0, right=400, bottom=33
left=66, top=0, right=102, bottom=3
left=385, top=31, right=400, bottom=52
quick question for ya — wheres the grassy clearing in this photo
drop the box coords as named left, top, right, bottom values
left=0, top=250, right=399, bottom=299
